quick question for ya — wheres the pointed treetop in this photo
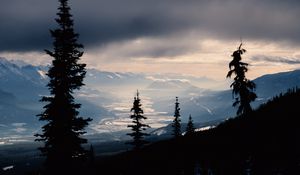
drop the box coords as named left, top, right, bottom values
left=174, top=97, right=180, bottom=114
left=239, top=36, right=243, bottom=46
left=127, top=91, right=150, bottom=149
left=172, top=96, right=181, bottom=137
left=238, top=42, right=242, bottom=50
left=59, top=0, right=69, bottom=6
left=186, top=114, right=195, bottom=135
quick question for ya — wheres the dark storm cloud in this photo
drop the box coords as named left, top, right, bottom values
left=1, top=0, right=300, bottom=53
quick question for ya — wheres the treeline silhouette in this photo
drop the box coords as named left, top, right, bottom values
left=94, top=88, right=300, bottom=175
left=12, top=0, right=298, bottom=174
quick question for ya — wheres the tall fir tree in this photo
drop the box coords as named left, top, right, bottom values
left=35, top=0, right=91, bottom=173
left=127, top=90, right=150, bottom=150
left=185, top=114, right=195, bottom=135
left=172, top=97, right=181, bottom=137
left=226, top=43, right=257, bottom=115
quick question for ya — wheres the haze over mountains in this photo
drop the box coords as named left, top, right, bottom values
left=1, top=57, right=300, bottom=143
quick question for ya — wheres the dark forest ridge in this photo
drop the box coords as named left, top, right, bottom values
left=95, top=88, right=300, bottom=174
left=2, top=86, right=300, bottom=174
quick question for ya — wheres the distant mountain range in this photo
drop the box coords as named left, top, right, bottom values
left=156, top=69, right=300, bottom=124
left=1, top=57, right=300, bottom=142
left=0, top=58, right=114, bottom=138
left=136, top=69, right=300, bottom=137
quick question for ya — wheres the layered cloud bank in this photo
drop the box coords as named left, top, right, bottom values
left=1, top=0, right=300, bottom=79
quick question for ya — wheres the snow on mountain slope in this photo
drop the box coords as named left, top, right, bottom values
left=164, top=69, right=300, bottom=124
left=0, top=58, right=113, bottom=138
left=147, top=79, right=193, bottom=90
left=2, top=57, right=300, bottom=142
left=254, top=69, right=300, bottom=98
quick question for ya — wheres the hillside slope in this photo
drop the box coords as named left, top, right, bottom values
left=96, top=88, right=300, bottom=175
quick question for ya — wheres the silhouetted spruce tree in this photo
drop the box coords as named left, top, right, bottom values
left=172, top=97, right=181, bottom=137
left=227, top=43, right=257, bottom=115
left=35, top=0, right=91, bottom=173
left=127, top=90, right=150, bottom=150
left=185, top=114, right=195, bottom=135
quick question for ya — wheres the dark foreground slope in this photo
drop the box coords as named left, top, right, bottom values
left=96, top=88, right=300, bottom=175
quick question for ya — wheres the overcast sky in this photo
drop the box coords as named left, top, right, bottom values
left=1, top=0, right=300, bottom=80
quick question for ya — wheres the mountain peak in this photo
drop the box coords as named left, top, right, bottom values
left=147, top=79, right=194, bottom=90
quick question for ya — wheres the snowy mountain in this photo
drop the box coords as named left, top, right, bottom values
left=147, top=79, right=194, bottom=90
left=162, top=69, right=300, bottom=124
left=0, top=58, right=113, bottom=138
left=0, top=58, right=47, bottom=100
left=85, top=69, right=151, bottom=92
left=254, top=70, right=300, bottom=98
left=2, top=57, right=300, bottom=142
